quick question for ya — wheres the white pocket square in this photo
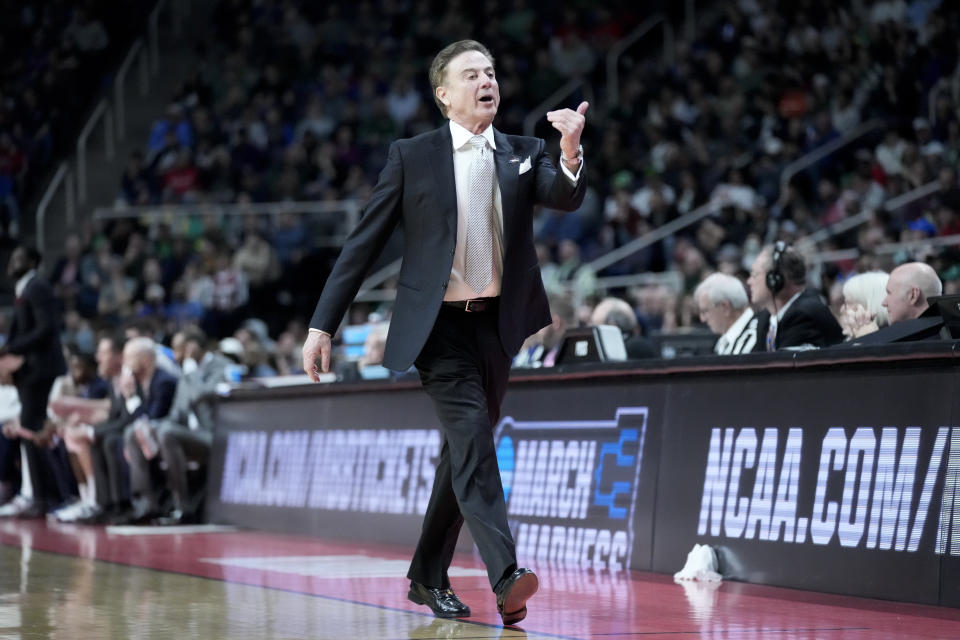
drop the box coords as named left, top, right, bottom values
left=518, top=157, right=532, bottom=174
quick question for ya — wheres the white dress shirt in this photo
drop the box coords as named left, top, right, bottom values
left=714, top=307, right=756, bottom=355
left=445, top=120, right=582, bottom=301
left=14, top=270, right=36, bottom=298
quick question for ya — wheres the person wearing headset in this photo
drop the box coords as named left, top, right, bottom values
left=746, top=242, right=843, bottom=350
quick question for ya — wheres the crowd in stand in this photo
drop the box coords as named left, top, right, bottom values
left=0, top=1, right=153, bottom=237
left=87, top=0, right=960, bottom=365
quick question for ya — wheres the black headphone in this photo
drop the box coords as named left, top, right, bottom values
left=766, top=241, right=787, bottom=294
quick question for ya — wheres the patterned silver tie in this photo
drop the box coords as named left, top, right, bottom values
left=464, top=135, right=496, bottom=295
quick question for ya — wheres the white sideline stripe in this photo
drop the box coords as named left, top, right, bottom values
left=199, top=554, right=488, bottom=579
left=105, top=524, right=238, bottom=536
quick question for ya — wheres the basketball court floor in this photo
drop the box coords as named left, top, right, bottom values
left=1, top=519, right=959, bottom=639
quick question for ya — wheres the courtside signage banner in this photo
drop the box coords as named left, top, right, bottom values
left=207, top=382, right=664, bottom=566
left=207, top=361, right=960, bottom=605
left=494, top=407, right=650, bottom=573
left=651, top=370, right=960, bottom=605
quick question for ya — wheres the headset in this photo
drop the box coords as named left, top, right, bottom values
left=766, top=241, right=787, bottom=295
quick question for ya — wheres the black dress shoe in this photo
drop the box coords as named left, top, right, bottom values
left=153, top=509, right=199, bottom=526
left=495, top=567, right=538, bottom=625
left=407, top=581, right=471, bottom=618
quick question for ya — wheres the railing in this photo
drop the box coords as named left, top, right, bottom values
left=36, top=164, right=75, bottom=256
left=779, top=118, right=885, bottom=195
left=810, top=233, right=960, bottom=265
left=148, top=0, right=166, bottom=73
left=93, top=199, right=361, bottom=231
left=606, top=14, right=674, bottom=106
left=115, top=39, right=150, bottom=141
left=592, top=271, right=683, bottom=291
left=522, top=77, right=592, bottom=137
left=586, top=200, right=714, bottom=274
left=685, top=0, right=697, bottom=40
left=76, top=100, right=115, bottom=204
left=799, top=180, right=940, bottom=252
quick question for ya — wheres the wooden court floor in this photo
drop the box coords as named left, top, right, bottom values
left=1, top=520, right=960, bottom=639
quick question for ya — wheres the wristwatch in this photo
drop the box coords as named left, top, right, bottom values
left=561, top=144, right=583, bottom=164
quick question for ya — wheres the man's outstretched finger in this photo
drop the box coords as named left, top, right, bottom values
left=576, top=101, right=589, bottom=116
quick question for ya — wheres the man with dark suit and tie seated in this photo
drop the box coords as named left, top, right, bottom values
left=123, top=328, right=229, bottom=525
left=0, top=246, right=67, bottom=517
left=301, top=40, right=587, bottom=625
left=694, top=273, right=767, bottom=354
left=746, top=242, right=843, bottom=351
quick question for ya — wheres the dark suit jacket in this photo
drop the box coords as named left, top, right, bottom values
left=775, top=289, right=843, bottom=349
left=95, top=368, right=178, bottom=437
left=163, top=352, right=229, bottom=431
left=7, top=276, right=67, bottom=384
left=310, top=124, right=586, bottom=370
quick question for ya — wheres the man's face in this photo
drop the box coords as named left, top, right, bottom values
left=437, top=50, right=499, bottom=131
left=882, top=268, right=915, bottom=324
left=171, top=333, right=186, bottom=365
left=747, top=251, right=771, bottom=307
left=697, top=291, right=729, bottom=334
left=122, top=346, right=143, bottom=377
left=96, top=339, right=121, bottom=379
left=7, top=248, right=28, bottom=280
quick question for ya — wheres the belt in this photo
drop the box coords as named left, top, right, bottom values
left=441, top=297, right=499, bottom=313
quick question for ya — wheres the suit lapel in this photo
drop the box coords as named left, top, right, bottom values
left=428, top=125, right=458, bottom=238
left=493, top=129, right=518, bottom=257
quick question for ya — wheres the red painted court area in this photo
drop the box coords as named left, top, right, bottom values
left=1, top=519, right=959, bottom=639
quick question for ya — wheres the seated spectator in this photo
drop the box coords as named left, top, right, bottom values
left=124, top=328, right=230, bottom=524
left=74, top=336, right=177, bottom=523
left=746, top=243, right=843, bottom=350
left=112, top=337, right=178, bottom=523
left=514, top=295, right=576, bottom=369
left=45, top=349, right=112, bottom=521
left=843, top=262, right=947, bottom=345
left=694, top=273, right=766, bottom=354
left=57, top=334, right=123, bottom=522
left=882, top=262, right=944, bottom=324
left=589, top=297, right=656, bottom=360
left=838, top=272, right=889, bottom=339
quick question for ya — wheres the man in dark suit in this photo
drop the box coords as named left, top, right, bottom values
left=301, top=40, right=587, bottom=625
left=746, top=242, right=843, bottom=350
left=74, top=336, right=177, bottom=524
left=0, top=246, right=67, bottom=517
left=124, top=328, right=228, bottom=524
left=111, top=336, right=178, bottom=523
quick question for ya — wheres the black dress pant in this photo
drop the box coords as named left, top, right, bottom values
left=17, top=377, right=59, bottom=508
left=92, top=430, right=129, bottom=509
left=407, top=302, right=516, bottom=590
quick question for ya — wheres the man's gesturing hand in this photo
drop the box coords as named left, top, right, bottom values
left=302, top=330, right=332, bottom=382
left=546, top=101, right=589, bottom=162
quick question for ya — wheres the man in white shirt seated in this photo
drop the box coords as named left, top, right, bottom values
left=694, top=272, right=764, bottom=355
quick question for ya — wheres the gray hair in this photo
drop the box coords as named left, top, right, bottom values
left=590, top=297, right=638, bottom=332
left=842, top=271, right=890, bottom=327
left=429, top=40, right=494, bottom=117
left=694, top=272, right=749, bottom=310
left=124, top=336, right=157, bottom=362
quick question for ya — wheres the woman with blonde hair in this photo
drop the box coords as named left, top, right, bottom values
left=839, top=271, right=890, bottom=339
